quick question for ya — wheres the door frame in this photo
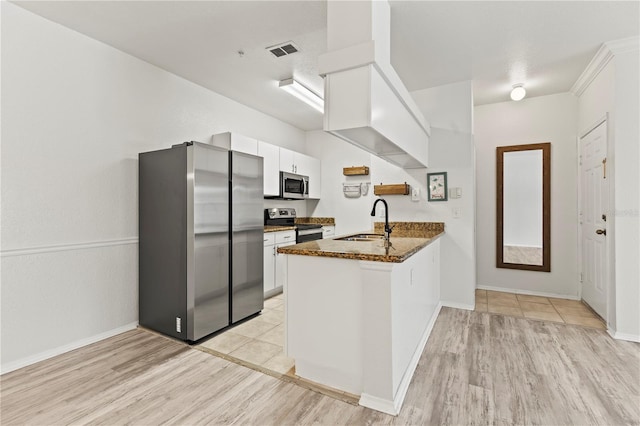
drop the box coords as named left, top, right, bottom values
left=577, top=113, right=611, bottom=326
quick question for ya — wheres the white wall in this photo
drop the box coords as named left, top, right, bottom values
left=411, top=81, right=476, bottom=309
left=305, top=131, right=372, bottom=235
left=610, top=48, right=639, bottom=340
left=307, top=80, right=476, bottom=309
left=475, top=93, right=579, bottom=298
left=0, top=3, right=306, bottom=373
left=576, top=41, right=640, bottom=340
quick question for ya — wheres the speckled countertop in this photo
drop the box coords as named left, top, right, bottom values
left=264, top=225, right=295, bottom=233
left=265, top=217, right=335, bottom=232
left=295, top=217, right=335, bottom=226
left=277, top=222, right=444, bottom=263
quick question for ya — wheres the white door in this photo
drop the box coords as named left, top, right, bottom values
left=580, top=120, right=608, bottom=319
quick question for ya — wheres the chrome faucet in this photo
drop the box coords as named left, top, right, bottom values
left=371, top=198, right=393, bottom=246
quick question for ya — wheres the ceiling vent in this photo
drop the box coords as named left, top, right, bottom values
left=267, top=42, right=299, bottom=58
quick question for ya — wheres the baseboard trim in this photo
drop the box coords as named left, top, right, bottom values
left=608, top=329, right=640, bottom=343
left=441, top=301, right=475, bottom=311
left=359, top=302, right=443, bottom=416
left=359, top=392, right=400, bottom=416
left=476, top=285, right=580, bottom=301
left=0, top=322, right=138, bottom=375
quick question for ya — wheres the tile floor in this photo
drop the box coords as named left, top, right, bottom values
left=198, top=293, right=295, bottom=374
left=475, top=289, right=606, bottom=329
left=197, top=293, right=360, bottom=404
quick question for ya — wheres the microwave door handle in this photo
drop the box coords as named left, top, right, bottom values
left=303, top=179, right=308, bottom=195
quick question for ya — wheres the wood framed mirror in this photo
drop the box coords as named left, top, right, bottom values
left=497, top=142, right=551, bottom=272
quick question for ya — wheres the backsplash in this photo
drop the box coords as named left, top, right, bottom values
left=295, top=217, right=335, bottom=225
left=374, top=221, right=445, bottom=238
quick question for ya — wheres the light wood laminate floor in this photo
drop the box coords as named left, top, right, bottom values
left=2, top=308, right=638, bottom=425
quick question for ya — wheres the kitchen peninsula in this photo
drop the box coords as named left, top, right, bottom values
left=278, top=222, right=444, bottom=415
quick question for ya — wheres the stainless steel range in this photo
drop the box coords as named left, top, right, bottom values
left=264, top=208, right=323, bottom=243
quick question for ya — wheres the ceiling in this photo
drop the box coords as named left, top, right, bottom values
left=12, top=1, right=639, bottom=131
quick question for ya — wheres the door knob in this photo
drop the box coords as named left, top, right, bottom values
left=596, top=229, right=606, bottom=236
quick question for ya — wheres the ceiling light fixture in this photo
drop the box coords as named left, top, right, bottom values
left=510, top=84, right=526, bottom=101
left=279, top=78, right=324, bottom=113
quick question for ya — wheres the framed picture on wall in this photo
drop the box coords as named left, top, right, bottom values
left=427, top=172, right=448, bottom=202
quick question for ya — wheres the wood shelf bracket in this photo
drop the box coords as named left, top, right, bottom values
left=343, top=166, right=370, bottom=176
left=373, top=182, right=411, bottom=196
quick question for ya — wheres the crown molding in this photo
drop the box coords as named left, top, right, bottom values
left=571, top=36, right=639, bottom=97
left=605, top=36, right=640, bottom=55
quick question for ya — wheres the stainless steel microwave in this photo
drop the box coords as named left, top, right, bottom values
left=280, top=171, right=309, bottom=199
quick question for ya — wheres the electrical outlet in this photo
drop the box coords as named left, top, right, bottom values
left=452, top=207, right=462, bottom=218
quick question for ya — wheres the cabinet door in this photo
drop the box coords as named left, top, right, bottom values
left=263, top=243, right=276, bottom=295
left=322, top=226, right=335, bottom=239
left=294, top=152, right=321, bottom=199
left=306, top=155, right=321, bottom=199
left=258, top=141, right=280, bottom=197
left=279, top=147, right=296, bottom=173
left=275, top=241, right=296, bottom=289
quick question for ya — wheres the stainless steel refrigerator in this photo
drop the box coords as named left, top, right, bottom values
left=139, top=142, right=264, bottom=342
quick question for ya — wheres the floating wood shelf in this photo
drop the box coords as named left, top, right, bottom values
left=343, top=166, right=369, bottom=176
left=374, top=183, right=410, bottom=196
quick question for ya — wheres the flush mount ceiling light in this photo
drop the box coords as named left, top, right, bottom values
left=279, top=78, right=324, bottom=113
left=510, top=84, right=526, bottom=101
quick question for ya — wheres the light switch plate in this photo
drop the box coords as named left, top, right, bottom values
left=411, top=187, right=420, bottom=201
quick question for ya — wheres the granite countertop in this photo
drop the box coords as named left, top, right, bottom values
left=277, top=222, right=444, bottom=263
left=295, top=217, right=335, bottom=226
left=264, top=225, right=296, bottom=233
left=265, top=217, right=335, bottom=233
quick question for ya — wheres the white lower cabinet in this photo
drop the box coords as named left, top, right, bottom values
left=263, top=233, right=276, bottom=295
left=322, top=225, right=335, bottom=239
left=275, top=241, right=295, bottom=289
left=264, top=230, right=295, bottom=297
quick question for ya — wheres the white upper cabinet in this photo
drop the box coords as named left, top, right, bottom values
left=279, top=148, right=321, bottom=199
left=212, top=132, right=258, bottom=156
left=295, top=152, right=321, bottom=199
left=279, top=148, right=316, bottom=177
left=213, top=133, right=321, bottom=199
left=258, top=141, right=280, bottom=197
left=279, top=148, right=296, bottom=174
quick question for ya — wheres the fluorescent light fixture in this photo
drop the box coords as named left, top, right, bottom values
left=510, top=84, right=526, bottom=101
left=279, top=78, right=324, bottom=113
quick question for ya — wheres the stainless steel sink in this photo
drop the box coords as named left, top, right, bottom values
left=335, top=233, right=385, bottom=242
